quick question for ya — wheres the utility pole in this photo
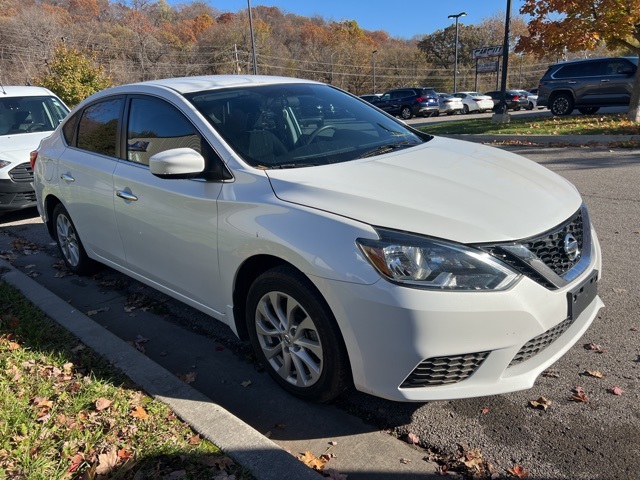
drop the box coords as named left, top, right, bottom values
left=247, top=0, right=258, bottom=74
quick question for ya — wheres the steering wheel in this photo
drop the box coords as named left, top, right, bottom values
left=306, top=125, right=337, bottom=145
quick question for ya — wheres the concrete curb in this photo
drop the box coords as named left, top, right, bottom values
left=438, top=134, right=640, bottom=145
left=0, top=260, right=320, bottom=480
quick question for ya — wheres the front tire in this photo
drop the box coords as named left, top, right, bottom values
left=462, top=104, right=469, bottom=114
left=246, top=266, right=351, bottom=402
left=52, top=203, right=97, bottom=275
left=549, top=93, right=574, bottom=116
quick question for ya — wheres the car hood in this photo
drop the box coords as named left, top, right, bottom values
left=265, top=136, right=581, bottom=243
left=0, top=132, right=52, bottom=163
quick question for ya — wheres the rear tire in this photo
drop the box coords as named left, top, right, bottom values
left=549, top=93, right=574, bottom=116
left=246, top=266, right=351, bottom=402
left=462, top=104, right=469, bottom=114
left=52, top=204, right=97, bottom=275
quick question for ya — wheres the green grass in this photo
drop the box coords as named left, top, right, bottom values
left=0, top=280, right=253, bottom=480
left=419, top=113, right=640, bottom=136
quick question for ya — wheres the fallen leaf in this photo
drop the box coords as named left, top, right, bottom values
left=118, top=448, right=133, bottom=460
left=131, top=405, right=149, bottom=420
left=86, top=307, right=109, bottom=316
left=67, top=453, right=84, bottom=473
left=585, top=370, right=604, bottom=378
left=95, top=398, right=113, bottom=411
left=177, top=372, right=197, bottom=384
left=8, top=341, right=20, bottom=351
left=406, top=432, right=419, bottom=445
left=328, top=440, right=338, bottom=446
left=508, top=465, right=529, bottom=477
left=324, top=468, right=348, bottom=479
left=241, top=380, right=252, bottom=388
left=188, top=434, right=201, bottom=445
left=542, top=369, right=560, bottom=378
left=298, top=450, right=327, bottom=471
left=570, top=391, right=589, bottom=403
left=400, top=458, right=411, bottom=464
left=529, top=396, right=551, bottom=411
left=95, top=447, right=118, bottom=475
left=480, top=406, right=490, bottom=414
left=608, top=386, right=623, bottom=395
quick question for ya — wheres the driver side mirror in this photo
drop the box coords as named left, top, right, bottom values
left=149, top=148, right=205, bottom=179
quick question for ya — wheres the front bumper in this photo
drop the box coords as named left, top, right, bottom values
left=314, top=231, right=603, bottom=402
left=0, top=178, right=36, bottom=210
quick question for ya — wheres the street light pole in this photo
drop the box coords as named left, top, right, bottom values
left=447, top=12, right=466, bottom=93
left=247, top=0, right=258, bottom=75
left=372, top=50, right=378, bottom=94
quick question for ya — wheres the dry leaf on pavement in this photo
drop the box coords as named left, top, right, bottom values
left=508, top=465, right=529, bottom=477
left=529, top=396, right=551, bottom=411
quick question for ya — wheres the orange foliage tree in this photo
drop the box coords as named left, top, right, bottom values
left=516, top=0, right=640, bottom=121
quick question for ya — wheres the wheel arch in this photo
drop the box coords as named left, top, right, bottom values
left=232, top=254, right=295, bottom=340
left=548, top=89, right=575, bottom=103
left=42, top=194, right=62, bottom=239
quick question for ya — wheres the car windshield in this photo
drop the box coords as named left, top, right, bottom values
left=0, top=96, right=68, bottom=136
left=185, top=83, right=430, bottom=169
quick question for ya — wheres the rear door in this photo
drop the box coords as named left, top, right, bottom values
left=56, top=96, right=126, bottom=264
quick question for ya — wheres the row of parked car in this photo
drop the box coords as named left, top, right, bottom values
left=363, top=55, right=638, bottom=120
left=360, top=88, right=540, bottom=119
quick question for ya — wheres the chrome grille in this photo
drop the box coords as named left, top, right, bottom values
left=9, top=162, right=34, bottom=183
left=400, top=352, right=489, bottom=388
left=480, top=206, right=590, bottom=290
left=509, top=316, right=575, bottom=367
left=524, top=210, right=583, bottom=276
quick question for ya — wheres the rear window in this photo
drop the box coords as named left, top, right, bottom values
left=0, top=96, right=68, bottom=136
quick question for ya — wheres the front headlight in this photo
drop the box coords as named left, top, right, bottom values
left=357, top=228, right=520, bottom=291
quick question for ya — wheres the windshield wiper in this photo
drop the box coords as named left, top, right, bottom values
left=356, top=141, right=415, bottom=159
left=269, top=162, right=325, bottom=169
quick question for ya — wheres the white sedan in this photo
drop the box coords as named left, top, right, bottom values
left=453, top=91, right=494, bottom=113
left=32, top=76, right=603, bottom=402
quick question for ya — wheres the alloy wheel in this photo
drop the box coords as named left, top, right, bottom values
left=56, top=214, right=81, bottom=268
left=254, top=291, right=323, bottom=387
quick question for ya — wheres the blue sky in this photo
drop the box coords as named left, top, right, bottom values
left=206, top=0, right=525, bottom=39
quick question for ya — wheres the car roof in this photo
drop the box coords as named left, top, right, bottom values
left=552, top=56, right=638, bottom=66
left=102, top=75, right=322, bottom=96
left=0, top=85, right=58, bottom=97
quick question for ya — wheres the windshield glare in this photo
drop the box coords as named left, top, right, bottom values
left=185, top=84, right=430, bottom=168
left=0, top=96, right=68, bottom=136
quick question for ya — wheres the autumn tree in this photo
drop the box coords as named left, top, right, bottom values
left=36, top=45, right=111, bottom=106
left=517, top=0, right=640, bottom=121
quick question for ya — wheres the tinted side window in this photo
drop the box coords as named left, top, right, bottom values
left=126, top=97, right=200, bottom=166
left=77, top=98, right=123, bottom=157
left=62, top=112, right=80, bottom=145
left=604, top=60, right=632, bottom=75
left=554, top=62, right=603, bottom=78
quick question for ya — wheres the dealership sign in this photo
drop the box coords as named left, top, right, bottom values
left=472, top=45, right=503, bottom=59
left=477, top=61, right=499, bottom=73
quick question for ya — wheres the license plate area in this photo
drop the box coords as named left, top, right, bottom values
left=567, top=270, right=598, bottom=321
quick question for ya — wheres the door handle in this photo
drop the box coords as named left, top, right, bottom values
left=116, top=190, right=138, bottom=202
left=60, top=173, right=75, bottom=183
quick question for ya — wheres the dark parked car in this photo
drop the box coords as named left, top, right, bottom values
left=377, top=87, right=439, bottom=119
left=484, top=90, right=529, bottom=111
left=536, top=56, right=637, bottom=115
left=359, top=94, right=382, bottom=105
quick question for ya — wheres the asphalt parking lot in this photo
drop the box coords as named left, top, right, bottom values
left=1, top=144, right=638, bottom=479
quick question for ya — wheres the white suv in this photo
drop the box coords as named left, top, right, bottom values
left=0, top=86, right=68, bottom=212
left=33, top=76, right=603, bottom=402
